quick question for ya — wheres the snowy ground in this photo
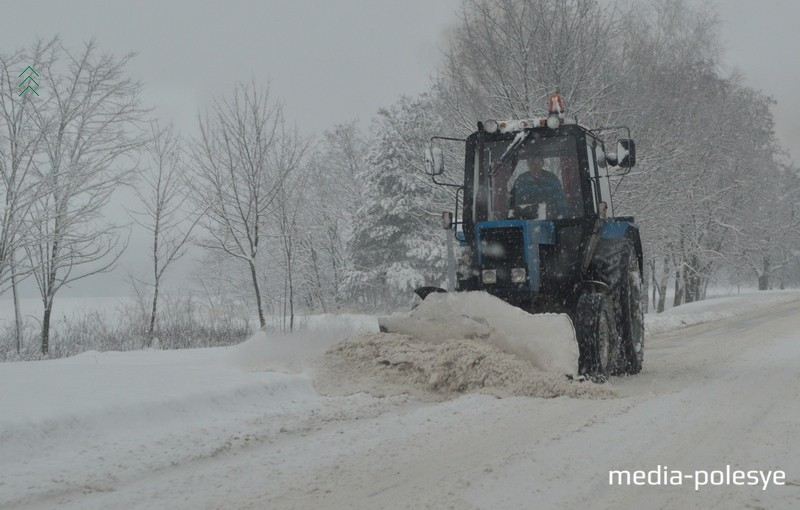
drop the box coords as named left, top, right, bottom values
left=3, top=291, right=800, bottom=509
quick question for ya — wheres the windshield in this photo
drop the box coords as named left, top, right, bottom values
left=479, top=133, right=583, bottom=221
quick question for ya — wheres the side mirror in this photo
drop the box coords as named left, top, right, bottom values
left=616, top=139, right=635, bottom=168
left=424, top=146, right=444, bottom=176
left=605, top=139, right=636, bottom=168
left=441, top=211, right=453, bottom=230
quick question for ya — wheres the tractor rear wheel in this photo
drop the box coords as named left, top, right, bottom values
left=575, top=292, right=618, bottom=379
left=614, top=245, right=644, bottom=374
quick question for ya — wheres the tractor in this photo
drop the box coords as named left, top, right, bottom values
left=421, top=94, right=644, bottom=377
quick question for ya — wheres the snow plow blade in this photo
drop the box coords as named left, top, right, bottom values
left=377, top=291, right=579, bottom=375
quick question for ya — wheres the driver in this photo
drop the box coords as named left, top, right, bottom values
left=509, top=155, right=567, bottom=219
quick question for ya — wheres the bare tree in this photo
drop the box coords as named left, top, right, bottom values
left=131, top=122, right=202, bottom=346
left=191, top=82, right=307, bottom=329
left=269, top=158, right=310, bottom=331
left=435, top=0, right=623, bottom=132
left=0, top=39, right=58, bottom=353
left=25, top=40, right=147, bottom=354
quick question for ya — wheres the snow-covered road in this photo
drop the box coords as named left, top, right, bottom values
left=3, top=292, right=800, bottom=509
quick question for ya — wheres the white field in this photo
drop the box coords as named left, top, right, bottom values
left=0, top=294, right=378, bottom=343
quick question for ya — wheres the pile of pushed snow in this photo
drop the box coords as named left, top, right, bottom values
left=315, top=292, right=611, bottom=400
left=378, top=292, right=578, bottom=375
left=315, top=333, right=613, bottom=400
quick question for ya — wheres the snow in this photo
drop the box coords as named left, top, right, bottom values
left=378, top=291, right=578, bottom=375
left=315, top=332, right=611, bottom=400
left=0, top=340, right=410, bottom=509
left=645, top=289, right=800, bottom=335
left=2, top=290, right=800, bottom=508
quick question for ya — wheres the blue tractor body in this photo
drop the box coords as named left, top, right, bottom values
left=474, top=218, right=638, bottom=300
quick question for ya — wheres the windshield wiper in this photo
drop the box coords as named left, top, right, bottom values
left=492, top=129, right=531, bottom=176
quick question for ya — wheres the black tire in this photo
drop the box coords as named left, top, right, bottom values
left=613, top=245, right=645, bottom=374
left=575, top=292, right=618, bottom=379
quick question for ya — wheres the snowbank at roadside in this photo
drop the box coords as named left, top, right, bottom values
left=0, top=340, right=408, bottom=509
left=645, top=290, right=800, bottom=335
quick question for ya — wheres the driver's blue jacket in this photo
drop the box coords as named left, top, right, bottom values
left=509, top=171, right=568, bottom=219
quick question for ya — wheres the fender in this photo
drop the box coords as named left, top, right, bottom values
left=577, top=279, right=611, bottom=295
left=604, top=217, right=643, bottom=274
left=414, top=286, right=447, bottom=300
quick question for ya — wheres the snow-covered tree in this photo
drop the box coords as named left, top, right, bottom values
left=294, top=122, right=368, bottom=312
left=609, top=0, right=795, bottom=305
left=344, top=95, right=452, bottom=309
left=426, top=0, right=798, bottom=309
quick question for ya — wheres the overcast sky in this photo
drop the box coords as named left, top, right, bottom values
left=1, top=0, right=798, bottom=297
left=716, top=0, right=800, bottom=163
left=2, top=0, right=462, bottom=139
